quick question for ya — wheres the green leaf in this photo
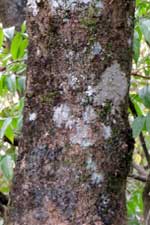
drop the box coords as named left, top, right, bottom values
left=132, top=116, right=145, bottom=137
left=0, top=155, right=14, bottom=180
left=0, top=118, right=12, bottom=139
left=5, top=74, right=16, bottom=93
left=10, top=33, right=22, bottom=60
left=21, top=22, right=26, bottom=33
left=139, top=86, right=150, bottom=108
left=5, top=126, right=14, bottom=144
left=0, top=28, right=4, bottom=48
left=17, top=76, right=26, bottom=94
left=140, top=18, right=150, bottom=45
left=18, top=38, right=28, bottom=58
left=133, top=30, right=141, bottom=64
left=146, top=113, right=150, bottom=132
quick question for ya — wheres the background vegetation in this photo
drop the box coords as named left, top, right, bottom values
left=0, top=0, right=150, bottom=224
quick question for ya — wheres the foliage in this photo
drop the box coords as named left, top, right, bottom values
left=0, top=22, right=27, bottom=196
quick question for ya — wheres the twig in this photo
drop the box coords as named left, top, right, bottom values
left=129, top=98, right=150, bottom=168
left=132, top=162, right=147, bottom=177
left=128, top=174, right=147, bottom=182
left=132, top=72, right=150, bottom=80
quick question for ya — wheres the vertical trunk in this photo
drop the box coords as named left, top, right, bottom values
left=7, top=1, right=135, bottom=225
left=0, top=0, right=26, bottom=29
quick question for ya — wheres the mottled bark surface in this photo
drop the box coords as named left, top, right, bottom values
left=0, top=0, right=26, bottom=29
left=7, top=1, right=135, bottom=225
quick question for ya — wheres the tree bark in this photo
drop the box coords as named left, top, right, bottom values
left=0, top=0, right=26, bottom=29
left=7, top=1, right=135, bottom=225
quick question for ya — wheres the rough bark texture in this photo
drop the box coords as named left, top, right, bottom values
left=7, top=1, right=135, bottom=225
left=0, top=0, right=26, bottom=29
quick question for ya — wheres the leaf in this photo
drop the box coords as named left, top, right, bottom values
left=3, top=26, right=15, bottom=40
left=133, top=30, right=141, bottom=64
left=146, top=113, right=150, bottom=132
left=132, top=116, right=145, bottom=138
left=0, top=28, right=4, bottom=48
left=140, top=18, right=150, bottom=45
left=139, top=86, right=150, bottom=108
left=18, top=38, right=28, bottom=58
left=0, top=118, right=12, bottom=139
left=10, top=33, right=22, bottom=60
left=17, top=76, right=26, bottom=94
left=5, top=126, right=14, bottom=144
left=5, top=74, right=16, bottom=93
left=0, top=155, right=14, bottom=180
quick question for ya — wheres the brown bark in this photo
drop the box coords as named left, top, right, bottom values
left=7, top=1, right=135, bottom=225
left=0, top=0, right=26, bottom=29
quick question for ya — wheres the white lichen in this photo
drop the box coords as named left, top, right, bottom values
left=27, top=0, right=41, bottom=16
left=83, top=105, right=97, bottom=124
left=68, top=74, right=79, bottom=88
left=50, top=0, right=104, bottom=12
left=70, top=122, right=95, bottom=147
left=91, top=42, right=102, bottom=56
left=29, top=112, right=37, bottom=121
left=91, top=172, right=104, bottom=185
left=53, top=104, right=71, bottom=128
left=85, top=85, right=95, bottom=97
left=93, top=62, right=128, bottom=106
left=102, top=124, right=112, bottom=140
left=86, top=155, right=97, bottom=171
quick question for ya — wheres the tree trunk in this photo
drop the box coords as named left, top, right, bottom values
left=0, top=0, right=26, bottom=29
left=7, top=1, right=135, bottom=224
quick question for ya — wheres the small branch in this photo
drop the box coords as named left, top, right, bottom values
left=132, top=162, right=147, bottom=177
left=132, top=72, right=150, bottom=80
left=129, top=98, right=150, bottom=168
left=128, top=174, right=147, bottom=182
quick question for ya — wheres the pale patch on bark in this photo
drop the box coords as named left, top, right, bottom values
left=82, top=105, right=97, bottom=123
left=84, top=62, right=128, bottom=107
left=29, top=112, right=37, bottom=121
left=27, top=0, right=41, bottom=16
left=70, top=121, right=96, bottom=147
left=50, top=0, right=104, bottom=12
left=86, top=155, right=104, bottom=185
left=102, top=124, right=112, bottom=140
left=53, top=104, right=71, bottom=128
left=94, top=62, right=128, bottom=106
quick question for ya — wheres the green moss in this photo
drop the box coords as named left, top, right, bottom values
left=40, top=91, right=59, bottom=103
left=96, top=101, right=112, bottom=121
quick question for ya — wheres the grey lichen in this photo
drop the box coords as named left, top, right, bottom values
left=27, top=0, right=41, bottom=16
left=70, top=122, right=95, bottom=148
left=53, top=103, right=71, bottom=128
left=84, top=62, right=128, bottom=107
left=91, top=42, right=102, bottom=56
left=29, top=112, right=37, bottom=121
left=102, top=124, right=112, bottom=140
left=83, top=105, right=97, bottom=124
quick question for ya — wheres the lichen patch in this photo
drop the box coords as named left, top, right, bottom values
left=93, top=62, right=128, bottom=106
left=27, top=0, right=41, bottom=16
left=53, top=104, right=71, bottom=128
left=70, top=121, right=96, bottom=148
